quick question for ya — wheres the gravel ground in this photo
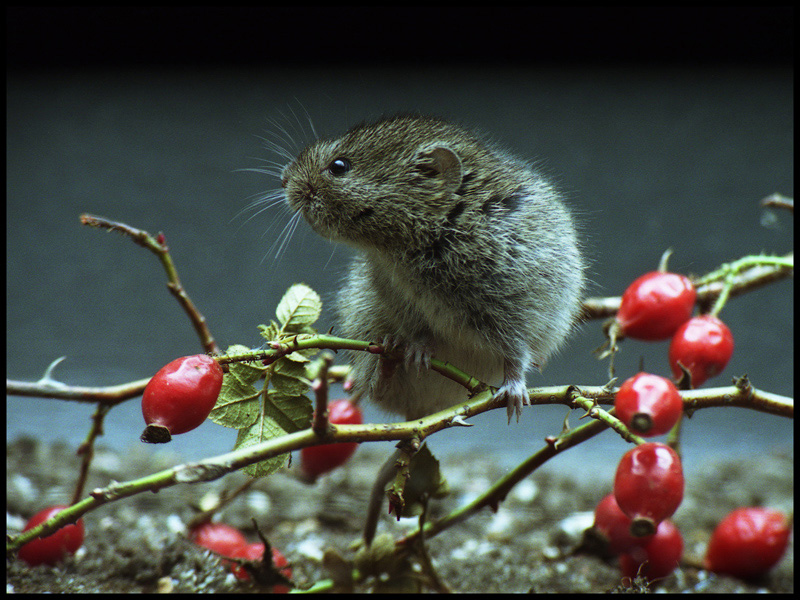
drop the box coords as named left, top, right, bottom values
left=6, top=437, right=793, bottom=593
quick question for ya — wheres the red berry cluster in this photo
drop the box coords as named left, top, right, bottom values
left=588, top=268, right=775, bottom=584
left=615, top=271, right=734, bottom=388
left=593, top=446, right=789, bottom=584
left=593, top=442, right=685, bottom=581
left=189, top=521, right=292, bottom=591
left=592, top=492, right=683, bottom=581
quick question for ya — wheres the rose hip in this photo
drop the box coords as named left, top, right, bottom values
left=17, top=505, right=85, bottom=567
left=190, top=522, right=247, bottom=557
left=592, top=493, right=654, bottom=556
left=229, top=542, right=293, bottom=592
left=669, top=315, right=734, bottom=387
left=704, top=507, right=790, bottom=579
left=614, top=442, right=684, bottom=537
left=619, top=519, right=683, bottom=581
left=616, top=271, right=696, bottom=341
left=141, top=354, right=224, bottom=443
left=615, top=373, right=683, bottom=437
left=300, top=399, right=363, bottom=480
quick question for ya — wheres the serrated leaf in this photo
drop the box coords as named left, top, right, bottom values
left=258, top=321, right=280, bottom=342
left=267, top=391, right=313, bottom=432
left=272, top=359, right=312, bottom=396
left=236, top=422, right=290, bottom=478
left=276, top=284, right=322, bottom=333
left=275, top=357, right=310, bottom=377
left=210, top=346, right=266, bottom=428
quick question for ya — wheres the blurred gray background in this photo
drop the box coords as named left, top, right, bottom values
left=7, top=7, right=793, bottom=481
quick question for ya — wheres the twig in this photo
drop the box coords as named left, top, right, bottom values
left=80, top=214, right=218, bottom=354
left=311, top=353, right=334, bottom=436
left=72, top=403, right=112, bottom=504
left=6, top=377, right=149, bottom=404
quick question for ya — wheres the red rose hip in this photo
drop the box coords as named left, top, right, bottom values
left=616, top=271, right=696, bottom=341
left=141, top=354, right=224, bottom=443
left=17, top=505, right=85, bottom=567
left=704, top=507, right=790, bottom=579
left=190, top=521, right=248, bottom=557
left=229, top=542, right=293, bottom=591
left=619, top=519, right=683, bottom=581
left=300, top=399, right=363, bottom=481
left=614, top=442, right=684, bottom=537
left=592, top=493, right=654, bottom=556
left=615, top=373, right=683, bottom=437
left=668, top=315, right=734, bottom=387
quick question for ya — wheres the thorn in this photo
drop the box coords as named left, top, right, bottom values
left=450, top=415, right=473, bottom=427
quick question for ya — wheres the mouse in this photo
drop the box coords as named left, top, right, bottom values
left=282, top=113, right=585, bottom=422
left=281, top=113, right=585, bottom=544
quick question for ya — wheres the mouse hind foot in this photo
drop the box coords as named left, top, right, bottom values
left=494, top=357, right=536, bottom=423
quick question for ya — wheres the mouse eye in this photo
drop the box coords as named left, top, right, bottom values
left=327, top=158, right=351, bottom=176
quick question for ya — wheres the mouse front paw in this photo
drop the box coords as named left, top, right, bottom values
left=494, top=378, right=530, bottom=424
left=381, top=335, right=433, bottom=371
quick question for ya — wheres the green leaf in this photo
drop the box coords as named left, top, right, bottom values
left=236, top=421, right=290, bottom=478
left=258, top=321, right=280, bottom=342
left=210, top=345, right=265, bottom=429
left=233, top=388, right=311, bottom=478
left=276, top=284, right=322, bottom=333
left=272, top=359, right=312, bottom=396
left=267, top=391, right=313, bottom=432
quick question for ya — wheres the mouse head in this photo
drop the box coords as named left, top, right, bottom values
left=282, top=115, right=469, bottom=250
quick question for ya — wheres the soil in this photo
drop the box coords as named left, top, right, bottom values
left=6, top=437, right=793, bottom=593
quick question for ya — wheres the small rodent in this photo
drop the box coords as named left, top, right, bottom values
left=282, top=113, right=585, bottom=423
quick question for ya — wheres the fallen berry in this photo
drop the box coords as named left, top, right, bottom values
left=17, top=505, right=84, bottom=567
left=669, top=315, right=734, bottom=387
left=616, top=271, right=696, bottom=341
left=704, top=507, right=790, bottom=579
left=141, top=354, right=224, bottom=443
left=300, top=399, right=363, bottom=480
left=615, top=373, right=683, bottom=437
left=190, top=521, right=247, bottom=557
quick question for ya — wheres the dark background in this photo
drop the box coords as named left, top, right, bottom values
left=7, top=7, right=793, bottom=481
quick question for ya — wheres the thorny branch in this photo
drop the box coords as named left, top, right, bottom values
left=6, top=374, right=792, bottom=554
left=6, top=208, right=794, bottom=564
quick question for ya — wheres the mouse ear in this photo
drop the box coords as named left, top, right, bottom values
left=417, top=145, right=463, bottom=193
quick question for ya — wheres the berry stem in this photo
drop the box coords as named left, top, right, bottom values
left=572, top=394, right=647, bottom=446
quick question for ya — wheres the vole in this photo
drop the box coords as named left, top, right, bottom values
left=282, top=113, right=585, bottom=422
left=281, top=114, right=584, bottom=544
